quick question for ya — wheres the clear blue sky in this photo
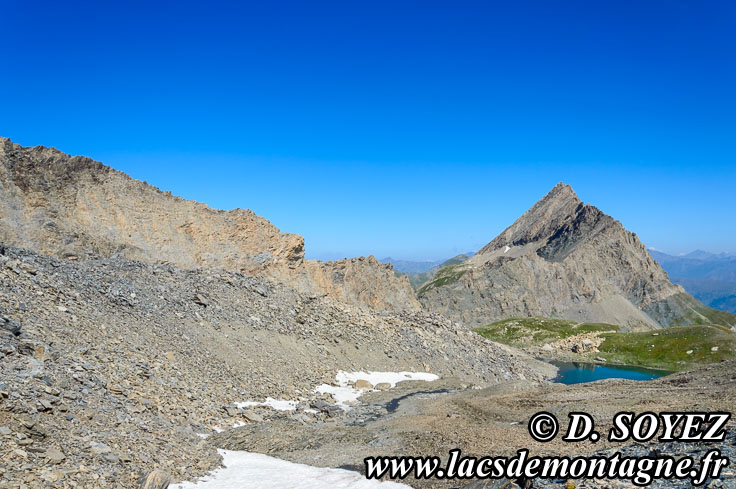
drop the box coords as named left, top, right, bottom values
left=2, top=1, right=734, bottom=260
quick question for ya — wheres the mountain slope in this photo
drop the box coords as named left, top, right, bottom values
left=392, top=253, right=474, bottom=291
left=0, top=137, right=419, bottom=312
left=0, top=243, right=552, bottom=487
left=418, top=183, right=736, bottom=330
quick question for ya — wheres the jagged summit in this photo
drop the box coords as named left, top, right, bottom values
left=478, top=183, right=621, bottom=264
left=479, top=182, right=585, bottom=254
left=419, top=184, right=736, bottom=330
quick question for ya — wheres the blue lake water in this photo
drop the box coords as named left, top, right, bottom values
left=550, top=361, right=672, bottom=384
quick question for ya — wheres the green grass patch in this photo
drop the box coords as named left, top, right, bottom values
left=474, top=317, right=736, bottom=371
left=473, top=316, right=619, bottom=347
left=416, top=264, right=468, bottom=295
left=597, top=325, right=736, bottom=371
left=403, top=254, right=472, bottom=291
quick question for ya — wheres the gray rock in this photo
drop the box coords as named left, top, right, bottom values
left=90, top=441, right=112, bottom=455
left=44, top=448, right=65, bottom=464
left=0, top=316, right=21, bottom=336
left=103, top=453, right=120, bottom=463
left=310, top=399, right=343, bottom=417
left=243, top=411, right=263, bottom=423
left=223, top=406, right=239, bottom=417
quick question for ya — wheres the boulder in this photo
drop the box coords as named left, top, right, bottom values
left=353, top=379, right=373, bottom=390
left=138, top=470, right=171, bottom=489
left=310, top=399, right=343, bottom=417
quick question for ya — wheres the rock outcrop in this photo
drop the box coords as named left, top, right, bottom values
left=418, top=183, right=736, bottom=330
left=0, top=137, right=419, bottom=312
left=304, top=256, right=419, bottom=312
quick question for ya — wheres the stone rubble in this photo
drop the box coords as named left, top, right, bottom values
left=0, top=243, right=552, bottom=488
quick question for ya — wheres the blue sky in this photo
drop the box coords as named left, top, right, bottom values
left=2, top=1, right=734, bottom=260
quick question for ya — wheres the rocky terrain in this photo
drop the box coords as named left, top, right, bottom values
left=418, top=183, right=736, bottom=330
left=0, top=137, right=418, bottom=313
left=0, top=243, right=552, bottom=488
left=215, top=361, right=736, bottom=489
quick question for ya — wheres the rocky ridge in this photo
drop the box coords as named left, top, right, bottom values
left=418, top=183, right=735, bottom=330
left=0, top=137, right=419, bottom=313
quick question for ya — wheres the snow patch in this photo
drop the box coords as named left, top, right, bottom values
left=504, top=245, right=511, bottom=254
left=235, top=397, right=298, bottom=411
left=336, top=371, right=439, bottom=387
left=170, top=449, right=410, bottom=488
left=314, top=384, right=362, bottom=408
left=315, top=371, right=439, bottom=410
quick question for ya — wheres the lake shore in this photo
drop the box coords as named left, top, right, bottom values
left=546, top=360, right=673, bottom=384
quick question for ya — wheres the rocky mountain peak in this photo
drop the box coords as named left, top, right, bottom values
left=478, top=182, right=585, bottom=254
left=420, top=184, right=736, bottom=330
left=544, top=181, right=577, bottom=201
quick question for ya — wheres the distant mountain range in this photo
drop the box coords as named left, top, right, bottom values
left=381, top=253, right=475, bottom=274
left=649, top=250, right=736, bottom=313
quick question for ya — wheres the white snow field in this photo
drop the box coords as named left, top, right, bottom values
left=170, top=450, right=411, bottom=489
left=235, top=397, right=299, bottom=411
left=314, top=370, right=439, bottom=409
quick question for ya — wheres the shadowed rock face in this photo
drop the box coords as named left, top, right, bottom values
left=419, top=183, right=734, bottom=330
left=0, top=137, right=419, bottom=312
